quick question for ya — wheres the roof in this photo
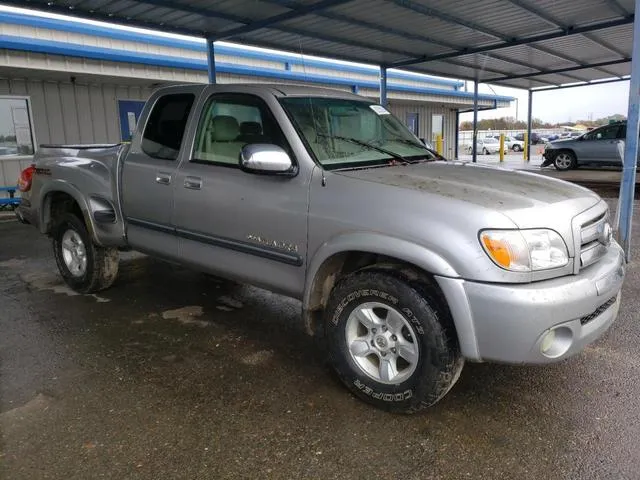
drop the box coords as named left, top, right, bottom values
left=0, top=8, right=513, bottom=104
left=1, top=0, right=633, bottom=90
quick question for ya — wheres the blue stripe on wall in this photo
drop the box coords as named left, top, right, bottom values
left=0, top=33, right=514, bottom=102
left=0, top=10, right=467, bottom=89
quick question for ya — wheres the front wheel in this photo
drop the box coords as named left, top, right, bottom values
left=512, top=144, right=522, bottom=152
left=483, top=147, right=490, bottom=155
left=52, top=213, right=119, bottom=294
left=554, top=151, right=577, bottom=171
left=325, top=271, right=463, bottom=413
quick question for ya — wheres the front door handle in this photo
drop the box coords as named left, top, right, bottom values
left=156, top=172, right=171, bottom=185
left=184, top=176, right=202, bottom=190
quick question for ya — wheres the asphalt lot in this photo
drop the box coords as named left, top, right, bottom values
left=1, top=198, right=640, bottom=480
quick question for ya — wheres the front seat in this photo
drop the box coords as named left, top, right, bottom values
left=206, top=115, right=244, bottom=165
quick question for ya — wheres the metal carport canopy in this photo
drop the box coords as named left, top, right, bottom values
left=4, top=0, right=635, bottom=90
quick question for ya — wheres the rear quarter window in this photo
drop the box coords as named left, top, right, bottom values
left=141, top=93, right=195, bottom=160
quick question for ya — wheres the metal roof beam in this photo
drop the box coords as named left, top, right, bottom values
left=531, top=76, right=629, bottom=91
left=504, top=0, right=629, bottom=73
left=604, top=0, right=630, bottom=16
left=390, top=16, right=634, bottom=67
left=486, top=58, right=629, bottom=82
left=390, top=0, right=627, bottom=77
left=213, top=0, right=353, bottom=40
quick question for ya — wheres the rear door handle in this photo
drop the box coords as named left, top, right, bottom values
left=184, top=176, right=202, bottom=190
left=156, top=172, right=172, bottom=185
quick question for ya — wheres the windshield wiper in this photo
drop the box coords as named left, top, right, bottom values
left=317, top=134, right=410, bottom=165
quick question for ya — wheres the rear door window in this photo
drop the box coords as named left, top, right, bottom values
left=141, top=93, right=195, bottom=160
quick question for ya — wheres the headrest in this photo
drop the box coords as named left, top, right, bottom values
left=240, top=121, right=262, bottom=136
left=211, top=116, right=239, bottom=142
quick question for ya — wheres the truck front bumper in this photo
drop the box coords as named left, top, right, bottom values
left=436, top=241, right=625, bottom=364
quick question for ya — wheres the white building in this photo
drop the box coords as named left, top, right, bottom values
left=0, top=8, right=513, bottom=187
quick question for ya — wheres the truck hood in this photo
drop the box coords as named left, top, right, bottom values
left=334, top=161, right=601, bottom=228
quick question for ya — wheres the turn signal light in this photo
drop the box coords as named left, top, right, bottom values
left=17, top=165, right=36, bottom=192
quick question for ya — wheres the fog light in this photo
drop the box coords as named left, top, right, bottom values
left=540, top=326, right=573, bottom=358
left=540, top=330, right=556, bottom=354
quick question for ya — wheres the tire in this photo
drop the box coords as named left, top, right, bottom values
left=325, top=270, right=464, bottom=414
left=467, top=146, right=473, bottom=154
left=52, top=213, right=119, bottom=294
left=512, top=144, right=522, bottom=152
left=554, top=151, right=577, bottom=171
left=483, top=147, right=489, bottom=155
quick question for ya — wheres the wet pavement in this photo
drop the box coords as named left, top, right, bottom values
left=1, top=201, right=640, bottom=480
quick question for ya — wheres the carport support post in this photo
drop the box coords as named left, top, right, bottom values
left=472, top=80, right=478, bottom=163
left=207, top=38, right=216, bottom=84
left=379, top=66, right=388, bottom=107
left=526, top=89, right=533, bottom=162
left=618, top=0, right=640, bottom=261
left=455, top=111, right=460, bottom=159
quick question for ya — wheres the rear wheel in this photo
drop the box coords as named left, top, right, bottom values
left=52, top=213, right=119, bottom=294
left=483, top=147, right=490, bottom=155
left=554, top=151, right=577, bottom=171
left=325, top=270, right=463, bottom=413
left=512, top=144, right=522, bottom=152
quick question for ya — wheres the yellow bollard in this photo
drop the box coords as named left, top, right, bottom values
left=499, top=133, right=505, bottom=162
left=523, top=132, right=529, bottom=161
left=436, top=134, right=443, bottom=156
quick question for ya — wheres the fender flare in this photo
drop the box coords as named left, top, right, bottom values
left=39, top=180, right=99, bottom=244
left=303, top=232, right=460, bottom=311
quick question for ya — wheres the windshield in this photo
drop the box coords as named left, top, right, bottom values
left=279, top=97, right=437, bottom=169
left=483, top=137, right=498, bottom=144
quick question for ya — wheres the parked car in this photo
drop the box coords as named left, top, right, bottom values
left=16, top=84, right=625, bottom=413
left=468, top=137, right=509, bottom=155
left=543, top=122, right=627, bottom=170
left=492, top=135, right=524, bottom=152
left=514, top=132, right=546, bottom=144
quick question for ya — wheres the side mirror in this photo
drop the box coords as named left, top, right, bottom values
left=240, top=144, right=295, bottom=175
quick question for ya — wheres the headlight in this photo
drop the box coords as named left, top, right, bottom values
left=480, top=229, right=569, bottom=272
left=544, top=142, right=552, bottom=150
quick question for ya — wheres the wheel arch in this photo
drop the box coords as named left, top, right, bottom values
left=40, top=182, right=95, bottom=239
left=302, top=233, right=459, bottom=337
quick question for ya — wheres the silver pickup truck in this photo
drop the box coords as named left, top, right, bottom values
left=16, top=84, right=625, bottom=413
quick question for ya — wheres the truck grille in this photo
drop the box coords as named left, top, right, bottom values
left=578, top=211, right=610, bottom=270
left=580, top=296, right=617, bottom=325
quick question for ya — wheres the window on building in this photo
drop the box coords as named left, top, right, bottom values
left=406, top=112, right=419, bottom=136
left=0, top=97, right=34, bottom=157
left=141, top=93, right=195, bottom=161
left=193, top=94, right=290, bottom=166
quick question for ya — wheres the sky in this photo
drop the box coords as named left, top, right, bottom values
left=0, top=5, right=632, bottom=126
left=459, top=81, right=631, bottom=125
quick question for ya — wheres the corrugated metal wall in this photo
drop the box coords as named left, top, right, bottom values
left=389, top=102, right=458, bottom=159
left=0, top=77, right=152, bottom=186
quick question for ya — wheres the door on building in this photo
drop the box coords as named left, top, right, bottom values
left=118, top=100, right=146, bottom=142
left=431, top=114, right=444, bottom=143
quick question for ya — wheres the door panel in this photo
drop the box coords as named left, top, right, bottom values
left=121, top=92, right=196, bottom=260
left=173, top=93, right=309, bottom=298
left=578, top=125, right=621, bottom=163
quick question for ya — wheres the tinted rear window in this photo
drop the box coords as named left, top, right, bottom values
left=142, top=93, right=195, bottom=160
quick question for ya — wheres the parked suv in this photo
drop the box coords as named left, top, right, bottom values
left=543, top=122, right=627, bottom=171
